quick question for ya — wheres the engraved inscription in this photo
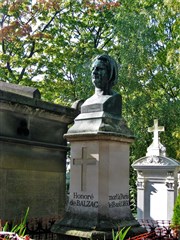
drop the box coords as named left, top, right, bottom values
left=108, top=193, right=129, bottom=208
left=70, top=192, right=129, bottom=208
left=70, top=192, right=98, bottom=208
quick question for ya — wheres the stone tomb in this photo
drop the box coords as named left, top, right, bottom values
left=52, top=55, right=146, bottom=239
left=0, top=82, right=77, bottom=220
left=132, top=119, right=180, bottom=221
left=52, top=94, right=144, bottom=239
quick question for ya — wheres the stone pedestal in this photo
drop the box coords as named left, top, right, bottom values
left=52, top=95, right=145, bottom=239
left=66, top=134, right=133, bottom=222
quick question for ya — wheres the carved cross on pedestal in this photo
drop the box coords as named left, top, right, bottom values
left=148, top=119, right=164, bottom=147
left=73, top=147, right=96, bottom=191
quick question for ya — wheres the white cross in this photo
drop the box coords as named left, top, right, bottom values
left=148, top=119, right=164, bottom=147
left=73, top=147, right=96, bottom=191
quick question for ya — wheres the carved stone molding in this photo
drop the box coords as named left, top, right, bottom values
left=136, top=179, right=145, bottom=189
left=165, top=172, right=175, bottom=190
left=133, top=156, right=180, bottom=167
left=136, top=172, right=145, bottom=189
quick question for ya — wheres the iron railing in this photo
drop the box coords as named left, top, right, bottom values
left=0, top=218, right=179, bottom=240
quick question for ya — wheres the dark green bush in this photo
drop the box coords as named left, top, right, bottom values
left=172, top=193, right=180, bottom=227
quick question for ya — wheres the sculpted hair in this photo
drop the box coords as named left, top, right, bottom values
left=92, top=54, right=118, bottom=87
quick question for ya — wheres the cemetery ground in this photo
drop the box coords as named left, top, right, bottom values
left=0, top=209, right=180, bottom=240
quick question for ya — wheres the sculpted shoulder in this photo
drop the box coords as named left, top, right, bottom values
left=82, top=91, right=122, bottom=117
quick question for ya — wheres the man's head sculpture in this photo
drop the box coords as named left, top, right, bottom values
left=91, top=54, right=118, bottom=95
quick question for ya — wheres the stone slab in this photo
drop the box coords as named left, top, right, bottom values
left=0, top=85, right=78, bottom=220
left=0, top=168, right=65, bottom=219
left=0, top=111, right=69, bottom=145
left=0, top=81, right=41, bottom=99
left=0, top=90, right=78, bottom=123
left=52, top=219, right=146, bottom=240
left=68, top=113, right=134, bottom=137
left=0, top=141, right=66, bottom=219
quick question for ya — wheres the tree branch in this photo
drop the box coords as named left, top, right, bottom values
left=19, top=67, right=26, bottom=81
left=41, top=10, right=61, bottom=32
left=28, top=40, right=35, bottom=58
left=94, top=26, right=102, bottom=48
left=100, top=36, right=112, bottom=49
left=2, top=39, right=6, bottom=53
left=6, top=62, right=13, bottom=73
left=6, top=61, right=16, bottom=80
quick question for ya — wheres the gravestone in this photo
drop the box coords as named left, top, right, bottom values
left=0, top=82, right=78, bottom=220
left=52, top=55, right=145, bottom=239
left=132, top=119, right=180, bottom=221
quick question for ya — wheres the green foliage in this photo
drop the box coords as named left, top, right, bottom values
left=2, top=207, right=29, bottom=237
left=112, top=226, right=131, bottom=240
left=172, top=193, right=180, bottom=227
left=129, top=160, right=137, bottom=213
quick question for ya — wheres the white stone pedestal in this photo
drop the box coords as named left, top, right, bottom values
left=52, top=133, right=145, bottom=239
left=68, top=134, right=133, bottom=220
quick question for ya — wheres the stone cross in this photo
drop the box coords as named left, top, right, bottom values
left=73, top=147, right=96, bottom=191
left=148, top=119, right=164, bottom=147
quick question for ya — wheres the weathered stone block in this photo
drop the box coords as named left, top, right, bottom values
left=0, top=83, right=78, bottom=220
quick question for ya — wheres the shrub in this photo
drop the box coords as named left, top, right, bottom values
left=172, top=193, right=180, bottom=227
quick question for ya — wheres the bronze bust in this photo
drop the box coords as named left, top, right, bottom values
left=68, top=54, right=133, bottom=136
left=81, top=54, right=122, bottom=117
left=91, top=54, right=118, bottom=96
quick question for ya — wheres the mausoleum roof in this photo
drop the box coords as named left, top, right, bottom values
left=132, top=155, right=180, bottom=170
left=0, top=82, right=78, bottom=123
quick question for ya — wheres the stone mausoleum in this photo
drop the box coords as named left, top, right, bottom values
left=132, top=119, right=180, bottom=221
left=0, top=82, right=77, bottom=220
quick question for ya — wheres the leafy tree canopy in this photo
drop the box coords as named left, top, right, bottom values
left=0, top=0, right=179, bottom=160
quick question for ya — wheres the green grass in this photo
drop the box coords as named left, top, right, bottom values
left=80, top=226, right=131, bottom=240
left=2, top=207, right=29, bottom=237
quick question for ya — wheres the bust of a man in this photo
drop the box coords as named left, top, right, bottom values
left=68, top=55, right=132, bottom=135
left=81, top=54, right=122, bottom=117
left=91, top=54, right=118, bottom=95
